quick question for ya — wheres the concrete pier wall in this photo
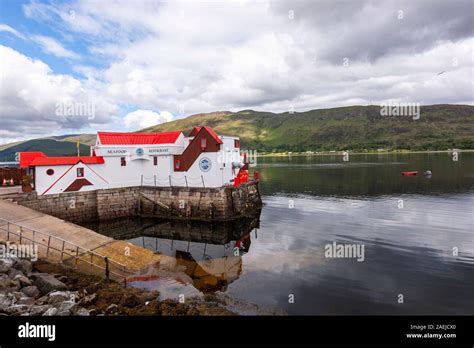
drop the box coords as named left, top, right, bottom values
left=8, top=182, right=262, bottom=223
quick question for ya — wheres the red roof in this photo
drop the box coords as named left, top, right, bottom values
left=195, top=126, right=223, bottom=144
left=97, top=131, right=182, bottom=145
left=30, top=156, right=104, bottom=166
left=19, top=152, right=46, bottom=168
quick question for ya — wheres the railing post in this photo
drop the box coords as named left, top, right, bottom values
left=169, top=175, right=172, bottom=187
left=46, top=236, right=51, bottom=257
left=105, top=257, right=110, bottom=279
left=141, top=174, right=143, bottom=186
left=185, top=176, right=188, bottom=187
left=75, top=246, right=79, bottom=266
left=6, top=222, right=9, bottom=240
left=60, top=240, right=65, bottom=261
left=201, top=175, right=205, bottom=188
left=19, top=227, right=22, bottom=243
left=154, top=175, right=156, bottom=187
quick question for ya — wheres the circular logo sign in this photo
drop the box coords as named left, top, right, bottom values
left=136, top=148, right=144, bottom=156
left=199, top=157, right=212, bottom=172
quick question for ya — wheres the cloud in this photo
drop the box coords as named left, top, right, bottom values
left=0, top=45, right=118, bottom=143
left=0, top=0, right=471, bottom=143
left=31, top=35, right=79, bottom=59
left=123, top=109, right=174, bottom=129
left=0, top=23, right=26, bottom=39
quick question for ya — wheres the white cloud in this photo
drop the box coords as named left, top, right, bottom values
left=0, top=45, right=118, bottom=143
left=123, top=109, right=174, bottom=129
left=0, top=0, right=471, bottom=143
left=0, top=23, right=26, bottom=39
left=31, top=35, right=79, bottom=59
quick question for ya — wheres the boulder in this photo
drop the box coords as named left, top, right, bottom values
left=0, top=278, right=20, bottom=291
left=57, top=301, right=77, bottom=316
left=29, top=305, right=51, bottom=316
left=0, top=259, right=13, bottom=273
left=78, top=293, right=97, bottom=306
left=21, top=286, right=41, bottom=299
left=4, top=304, right=29, bottom=315
left=8, top=268, right=24, bottom=279
left=75, top=307, right=90, bottom=316
left=48, top=291, right=72, bottom=305
left=18, top=296, right=36, bottom=306
left=42, top=307, right=58, bottom=316
left=13, top=259, right=33, bottom=274
left=14, top=275, right=32, bottom=287
left=33, top=274, right=67, bottom=295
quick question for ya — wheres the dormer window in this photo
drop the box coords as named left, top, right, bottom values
left=201, top=138, right=207, bottom=149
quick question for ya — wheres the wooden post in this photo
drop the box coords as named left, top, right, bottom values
left=105, top=257, right=110, bottom=279
left=169, top=175, right=172, bottom=187
left=201, top=175, right=205, bottom=188
left=185, top=176, right=188, bottom=187
left=154, top=175, right=156, bottom=187
left=19, top=227, right=22, bottom=243
left=60, top=240, right=65, bottom=261
left=75, top=246, right=79, bottom=266
left=46, top=236, right=51, bottom=257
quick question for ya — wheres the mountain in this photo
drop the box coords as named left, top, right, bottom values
left=0, top=139, right=91, bottom=162
left=0, top=105, right=472, bottom=161
left=142, top=104, right=474, bottom=152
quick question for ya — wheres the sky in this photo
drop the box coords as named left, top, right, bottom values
left=0, top=0, right=473, bottom=144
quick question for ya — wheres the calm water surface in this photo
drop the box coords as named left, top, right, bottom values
left=88, top=153, right=474, bottom=315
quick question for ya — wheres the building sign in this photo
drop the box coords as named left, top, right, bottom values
left=148, top=148, right=169, bottom=154
left=106, top=149, right=128, bottom=155
left=199, top=157, right=212, bottom=172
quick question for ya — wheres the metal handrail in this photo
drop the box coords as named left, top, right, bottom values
left=0, top=218, right=133, bottom=282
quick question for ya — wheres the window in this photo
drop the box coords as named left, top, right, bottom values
left=201, top=138, right=207, bottom=149
left=175, top=159, right=180, bottom=169
left=153, top=156, right=158, bottom=166
left=77, top=168, right=84, bottom=177
left=121, top=157, right=126, bottom=166
left=234, top=139, right=240, bottom=148
left=46, top=169, right=54, bottom=176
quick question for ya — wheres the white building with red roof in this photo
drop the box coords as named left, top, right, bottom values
left=19, top=127, right=247, bottom=195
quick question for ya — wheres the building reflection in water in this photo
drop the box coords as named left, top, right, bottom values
left=84, top=211, right=261, bottom=293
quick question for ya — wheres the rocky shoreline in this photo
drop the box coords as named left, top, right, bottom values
left=0, top=256, right=235, bottom=316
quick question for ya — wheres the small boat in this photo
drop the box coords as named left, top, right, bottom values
left=401, top=171, right=418, bottom=176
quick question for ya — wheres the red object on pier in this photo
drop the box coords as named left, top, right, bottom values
left=234, top=169, right=249, bottom=187
left=400, top=171, right=418, bottom=176
left=253, top=171, right=260, bottom=182
left=2, top=178, right=6, bottom=186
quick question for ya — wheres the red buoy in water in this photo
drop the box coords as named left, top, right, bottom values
left=400, top=171, right=418, bottom=176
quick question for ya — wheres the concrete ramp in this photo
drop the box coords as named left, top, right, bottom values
left=0, top=199, right=164, bottom=277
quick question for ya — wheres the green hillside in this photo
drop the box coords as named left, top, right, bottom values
left=142, top=105, right=474, bottom=152
left=0, top=139, right=91, bottom=162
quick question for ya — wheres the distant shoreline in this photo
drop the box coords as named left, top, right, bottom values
left=255, top=149, right=474, bottom=157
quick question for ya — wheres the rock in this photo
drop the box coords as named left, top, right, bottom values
left=35, top=295, right=49, bottom=305
left=48, top=291, right=72, bottom=305
left=120, top=293, right=140, bottom=308
left=105, top=304, right=119, bottom=314
left=7, top=268, right=23, bottom=279
left=0, top=259, right=13, bottom=273
left=13, top=259, right=33, bottom=274
left=21, top=286, right=41, bottom=299
left=78, top=293, right=97, bottom=306
left=57, top=301, right=77, bottom=316
left=29, top=305, right=51, bottom=316
left=75, top=307, right=90, bottom=316
left=14, top=275, right=32, bottom=287
left=43, top=307, right=58, bottom=316
left=18, top=296, right=36, bottom=306
left=0, top=294, right=13, bottom=312
left=4, top=304, right=29, bottom=315
left=0, top=278, right=20, bottom=291
left=33, top=273, right=67, bottom=294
